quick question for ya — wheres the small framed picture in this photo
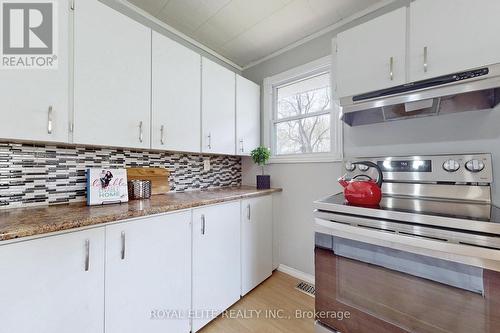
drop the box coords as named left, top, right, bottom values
left=86, top=168, right=128, bottom=205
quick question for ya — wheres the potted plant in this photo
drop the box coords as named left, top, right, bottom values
left=251, top=146, right=271, bottom=189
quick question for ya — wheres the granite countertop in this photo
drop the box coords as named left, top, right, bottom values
left=0, top=186, right=281, bottom=242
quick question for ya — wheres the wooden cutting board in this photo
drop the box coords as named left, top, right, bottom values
left=126, top=168, right=170, bottom=195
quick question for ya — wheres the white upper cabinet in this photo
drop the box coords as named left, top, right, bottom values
left=0, top=228, right=105, bottom=333
left=409, top=0, right=500, bottom=81
left=74, top=0, right=151, bottom=149
left=236, top=75, right=260, bottom=156
left=192, top=201, right=241, bottom=332
left=336, top=7, right=407, bottom=98
left=105, top=212, right=191, bottom=333
left=0, top=0, right=69, bottom=143
left=152, top=31, right=201, bottom=152
left=201, top=58, right=236, bottom=155
left=241, top=195, right=273, bottom=296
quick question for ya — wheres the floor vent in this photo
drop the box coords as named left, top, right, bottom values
left=296, top=281, right=315, bottom=297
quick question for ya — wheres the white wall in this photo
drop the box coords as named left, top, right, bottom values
left=242, top=159, right=343, bottom=276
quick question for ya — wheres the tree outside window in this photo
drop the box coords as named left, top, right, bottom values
left=273, top=72, right=332, bottom=155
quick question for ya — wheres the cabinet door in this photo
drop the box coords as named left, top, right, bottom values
left=409, top=0, right=500, bottom=81
left=74, top=0, right=151, bottom=149
left=152, top=31, right=201, bottom=152
left=192, top=201, right=241, bottom=332
left=105, top=212, right=191, bottom=333
left=241, top=195, right=273, bottom=296
left=201, top=58, right=236, bottom=155
left=236, top=75, right=260, bottom=156
left=0, top=0, right=69, bottom=143
left=336, top=7, right=406, bottom=97
left=0, top=229, right=105, bottom=333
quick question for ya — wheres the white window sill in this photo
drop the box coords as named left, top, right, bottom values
left=269, top=153, right=342, bottom=164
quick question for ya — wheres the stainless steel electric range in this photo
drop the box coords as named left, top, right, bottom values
left=313, top=154, right=500, bottom=333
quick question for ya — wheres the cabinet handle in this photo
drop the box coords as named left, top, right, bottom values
left=247, top=204, right=251, bottom=220
left=207, top=133, right=212, bottom=150
left=139, top=121, right=143, bottom=143
left=84, top=239, right=90, bottom=272
left=121, top=231, right=126, bottom=260
left=160, top=125, right=165, bottom=145
left=389, top=57, right=394, bottom=81
left=239, top=139, right=244, bottom=153
left=423, top=46, right=428, bottom=73
left=201, top=214, right=206, bottom=235
left=47, top=106, right=53, bottom=134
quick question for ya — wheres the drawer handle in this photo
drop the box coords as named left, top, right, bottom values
left=247, top=204, right=251, bottom=220
left=121, top=231, right=126, bottom=260
left=160, top=125, right=165, bottom=145
left=47, top=106, right=53, bottom=134
left=84, top=239, right=90, bottom=272
left=239, top=139, right=244, bottom=153
left=201, top=214, right=206, bottom=235
left=424, top=46, right=428, bottom=73
left=139, top=121, right=144, bottom=143
left=389, top=57, right=394, bottom=81
left=207, top=133, right=212, bottom=150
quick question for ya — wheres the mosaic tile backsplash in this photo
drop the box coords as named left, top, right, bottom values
left=0, top=143, right=241, bottom=209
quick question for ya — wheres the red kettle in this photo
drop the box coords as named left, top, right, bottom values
left=338, top=161, right=383, bottom=206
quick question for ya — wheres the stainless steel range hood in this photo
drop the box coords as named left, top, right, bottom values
left=339, top=64, right=500, bottom=126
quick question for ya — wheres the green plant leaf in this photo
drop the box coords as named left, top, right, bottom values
left=250, top=146, right=271, bottom=166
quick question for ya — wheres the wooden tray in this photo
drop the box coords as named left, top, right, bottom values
left=126, top=168, right=170, bottom=195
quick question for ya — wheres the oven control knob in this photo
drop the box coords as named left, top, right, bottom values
left=443, top=159, right=460, bottom=172
left=465, top=160, right=485, bottom=173
left=345, top=162, right=356, bottom=172
left=358, top=164, right=370, bottom=172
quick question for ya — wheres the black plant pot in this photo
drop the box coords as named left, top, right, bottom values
left=256, top=175, right=271, bottom=190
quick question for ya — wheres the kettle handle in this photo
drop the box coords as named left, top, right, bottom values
left=352, top=161, right=383, bottom=188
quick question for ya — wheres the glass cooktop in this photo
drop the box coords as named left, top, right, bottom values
left=317, top=193, right=500, bottom=224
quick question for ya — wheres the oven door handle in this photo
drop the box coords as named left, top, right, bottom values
left=314, top=217, right=500, bottom=272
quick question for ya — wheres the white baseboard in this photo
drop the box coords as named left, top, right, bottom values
left=277, top=264, right=315, bottom=285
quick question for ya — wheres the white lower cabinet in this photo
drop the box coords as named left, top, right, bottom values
left=0, top=228, right=105, bottom=333
left=0, top=196, right=272, bottom=333
left=105, top=212, right=192, bottom=333
left=241, top=195, right=273, bottom=295
left=192, top=201, right=241, bottom=332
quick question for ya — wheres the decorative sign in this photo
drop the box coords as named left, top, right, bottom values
left=86, top=168, right=128, bottom=206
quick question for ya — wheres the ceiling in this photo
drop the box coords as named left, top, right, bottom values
left=127, top=0, right=381, bottom=68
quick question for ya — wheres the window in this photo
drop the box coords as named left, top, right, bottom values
left=275, top=72, right=331, bottom=155
left=263, top=56, right=342, bottom=163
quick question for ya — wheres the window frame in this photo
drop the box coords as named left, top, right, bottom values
left=263, top=55, right=343, bottom=164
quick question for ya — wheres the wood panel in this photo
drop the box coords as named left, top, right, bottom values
left=126, top=168, right=170, bottom=195
left=315, top=248, right=500, bottom=333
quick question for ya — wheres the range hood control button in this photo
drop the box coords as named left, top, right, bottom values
left=465, top=160, right=485, bottom=173
left=345, top=162, right=356, bottom=172
left=443, top=160, right=460, bottom=172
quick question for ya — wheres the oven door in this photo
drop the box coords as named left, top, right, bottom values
left=314, top=229, right=500, bottom=332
